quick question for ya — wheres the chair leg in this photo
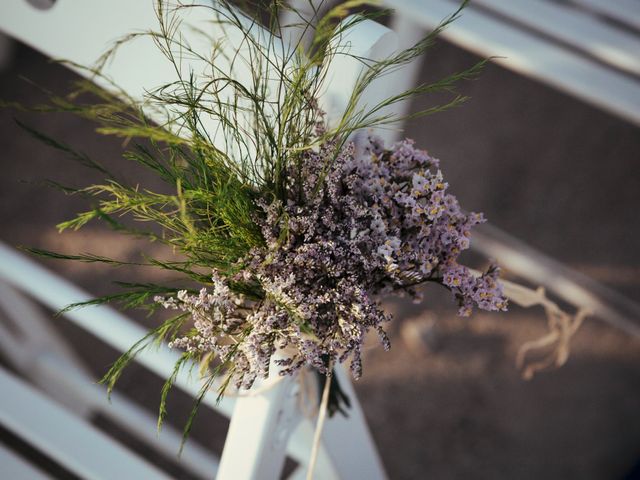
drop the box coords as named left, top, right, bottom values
left=217, top=372, right=302, bottom=480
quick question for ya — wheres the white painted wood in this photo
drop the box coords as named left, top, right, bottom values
left=27, top=349, right=220, bottom=479
left=0, top=281, right=94, bottom=416
left=572, top=0, right=640, bottom=31
left=320, top=16, right=398, bottom=127
left=378, top=14, right=429, bottom=144
left=218, top=361, right=387, bottom=479
left=0, top=443, right=53, bottom=480
left=0, top=241, right=235, bottom=418
left=217, top=365, right=302, bottom=480
left=472, top=0, right=640, bottom=77
left=280, top=0, right=320, bottom=51
left=0, top=1, right=180, bottom=101
left=316, top=365, right=388, bottom=480
left=287, top=421, right=341, bottom=480
left=382, top=0, right=640, bottom=126
left=0, top=0, right=293, bottom=167
left=473, top=225, right=640, bottom=338
left=0, top=280, right=82, bottom=364
left=274, top=365, right=389, bottom=480
left=0, top=366, right=172, bottom=480
left=0, top=273, right=220, bottom=478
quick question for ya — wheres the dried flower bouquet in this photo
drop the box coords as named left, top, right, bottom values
left=7, top=0, right=517, bottom=443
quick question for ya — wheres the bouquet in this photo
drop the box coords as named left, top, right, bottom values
left=7, top=0, right=522, bottom=446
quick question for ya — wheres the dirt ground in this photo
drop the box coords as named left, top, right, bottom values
left=1, top=32, right=640, bottom=480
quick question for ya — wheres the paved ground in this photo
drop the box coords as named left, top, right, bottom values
left=1, top=31, right=640, bottom=480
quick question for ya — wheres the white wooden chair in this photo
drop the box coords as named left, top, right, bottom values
left=1, top=0, right=640, bottom=478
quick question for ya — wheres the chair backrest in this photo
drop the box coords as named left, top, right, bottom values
left=0, top=0, right=396, bottom=145
left=383, top=0, right=640, bottom=127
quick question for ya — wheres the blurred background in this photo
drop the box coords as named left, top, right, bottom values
left=1, top=1, right=640, bottom=479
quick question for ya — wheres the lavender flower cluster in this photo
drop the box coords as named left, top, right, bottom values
left=158, top=136, right=507, bottom=388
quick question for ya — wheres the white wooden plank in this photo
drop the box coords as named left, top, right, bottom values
left=280, top=0, right=320, bottom=51
left=0, top=278, right=220, bottom=478
left=0, top=0, right=295, bottom=168
left=0, top=444, right=53, bottom=480
left=321, top=15, right=398, bottom=127
left=0, top=1, right=184, bottom=106
left=216, top=344, right=387, bottom=479
left=383, top=0, right=640, bottom=126
left=287, top=420, right=341, bottom=480
left=217, top=368, right=301, bottom=480
left=473, top=225, right=640, bottom=338
left=0, top=282, right=96, bottom=416
left=0, top=366, right=172, bottom=480
left=279, top=367, right=387, bottom=480
left=318, top=365, right=389, bottom=480
left=0, top=241, right=234, bottom=419
left=381, top=14, right=430, bottom=144
left=571, top=0, right=640, bottom=31
left=471, top=0, right=640, bottom=77
left=31, top=352, right=221, bottom=479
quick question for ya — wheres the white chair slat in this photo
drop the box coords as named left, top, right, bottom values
left=0, top=1, right=175, bottom=101
left=217, top=371, right=302, bottom=480
left=0, top=366, right=172, bottom=480
left=380, top=14, right=431, bottom=145
left=0, top=278, right=220, bottom=478
left=472, top=0, right=640, bottom=77
left=315, top=365, right=388, bottom=480
left=473, top=225, right=640, bottom=338
left=31, top=351, right=221, bottom=479
left=0, top=241, right=235, bottom=418
left=383, top=0, right=640, bottom=127
left=0, top=443, right=53, bottom=480
left=0, top=0, right=289, bottom=165
left=571, top=0, right=640, bottom=31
